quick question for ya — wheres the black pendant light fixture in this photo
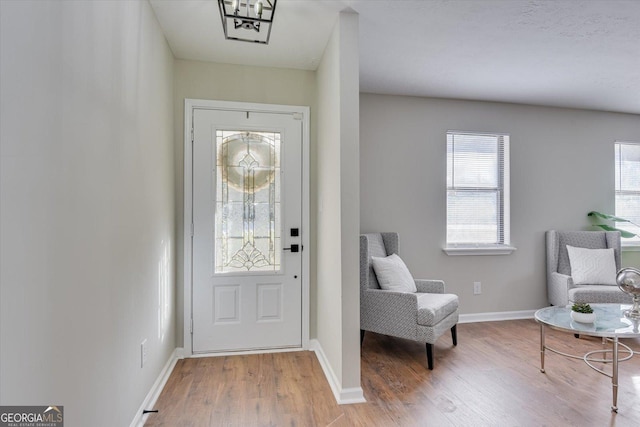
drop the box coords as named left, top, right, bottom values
left=218, top=0, right=277, bottom=45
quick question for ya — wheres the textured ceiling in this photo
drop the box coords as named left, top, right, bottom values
left=150, top=0, right=640, bottom=114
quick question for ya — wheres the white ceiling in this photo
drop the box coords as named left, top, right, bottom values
left=150, top=0, right=640, bottom=114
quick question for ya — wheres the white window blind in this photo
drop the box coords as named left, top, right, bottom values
left=615, top=141, right=640, bottom=245
left=446, top=131, right=510, bottom=247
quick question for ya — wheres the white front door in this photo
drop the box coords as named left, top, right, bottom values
left=192, top=107, right=303, bottom=353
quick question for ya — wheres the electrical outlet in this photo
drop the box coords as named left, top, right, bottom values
left=473, top=281, right=482, bottom=295
left=141, top=339, right=147, bottom=368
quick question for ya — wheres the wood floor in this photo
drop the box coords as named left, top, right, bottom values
left=144, top=319, right=640, bottom=426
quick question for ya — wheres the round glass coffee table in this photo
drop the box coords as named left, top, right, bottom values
left=534, top=304, right=639, bottom=412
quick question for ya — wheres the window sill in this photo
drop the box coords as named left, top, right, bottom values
left=622, top=244, right=640, bottom=252
left=443, top=245, right=517, bottom=256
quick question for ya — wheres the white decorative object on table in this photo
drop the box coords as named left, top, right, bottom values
left=571, top=310, right=596, bottom=323
left=571, top=302, right=596, bottom=323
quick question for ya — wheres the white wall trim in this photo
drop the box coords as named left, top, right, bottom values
left=309, top=339, right=366, bottom=405
left=183, top=99, right=194, bottom=357
left=190, top=347, right=304, bottom=358
left=443, top=245, right=517, bottom=256
left=130, top=347, right=184, bottom=427
left=183, top=99, right=311, bottom=356
left=459, top=309, right=537, bottom=324
left=175, top=347, right=187, bottom=359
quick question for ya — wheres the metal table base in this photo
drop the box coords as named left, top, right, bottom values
left=539, top=324, right=634, bottom=412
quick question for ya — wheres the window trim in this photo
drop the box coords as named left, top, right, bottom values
left=615, top=141, right=640, bottom=248
left=444, top=130, right=515, bottom=256
left=443, top=244, right=517, bottom=256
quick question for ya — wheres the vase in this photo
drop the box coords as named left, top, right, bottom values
left=617, top=267, right=640, bottom=320
left=571, top=310, right=596, bottom=323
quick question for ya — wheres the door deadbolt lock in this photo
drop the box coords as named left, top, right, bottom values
left=283, top=244, right=299, bottom=253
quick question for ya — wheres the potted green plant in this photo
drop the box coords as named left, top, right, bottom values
left=571, top=303, right=596, bottom=323
left=587, top=211, right=638, bottom=238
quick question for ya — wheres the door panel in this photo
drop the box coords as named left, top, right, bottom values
left=192, top=108, right=302, bottom=353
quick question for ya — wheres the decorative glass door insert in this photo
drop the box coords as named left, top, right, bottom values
left=215, top=130, right=281, bottom=273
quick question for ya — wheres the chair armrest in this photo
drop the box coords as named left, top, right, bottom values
left=415, top=279, right=445, bottom=294
left=363, top=288, right=418, bottom=308
left=548, top=272, right=574, bottom=306
left=550, top=272, right=574, bottom=289
left=361, top=289, right=419, bottom=340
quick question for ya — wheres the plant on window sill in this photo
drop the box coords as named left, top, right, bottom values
left=587, top=211, right=639, bottom=239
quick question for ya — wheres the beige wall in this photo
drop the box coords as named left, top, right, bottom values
left=316, top=10, right=361, bottom=397
left=337, top=11, right=361, bottom=395
left=172, top=60, right=317, bottom=346
left=360, top=93, right=640, bottom=315
left=316, top=12, right=344, bottom=385
left=0, top=1, right=175, bottom=425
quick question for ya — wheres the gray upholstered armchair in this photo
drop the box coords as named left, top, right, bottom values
left=546, top=230, right=631, bottom=306
left=360, top=232, right=459, bottom=370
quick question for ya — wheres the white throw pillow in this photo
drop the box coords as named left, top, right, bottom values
left=371, top=253, right=417, bottom=293
left=566, top=245, right=617, bottom=285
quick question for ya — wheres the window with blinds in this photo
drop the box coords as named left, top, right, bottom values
left=615, top=141, right=640, bottom=246
left=446, top=131, right=510, bottom=247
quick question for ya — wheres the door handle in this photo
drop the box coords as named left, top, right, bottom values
left=283, top=244, right=299, bottom=253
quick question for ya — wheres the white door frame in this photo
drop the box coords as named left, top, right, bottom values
left=183, top=99, right=310, bottom=357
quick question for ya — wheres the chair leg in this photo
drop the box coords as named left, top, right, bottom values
left=426, top=343, right=434, bottom=370
left=451, top=324, right=458, bottom=346
left=360, top=329, right=365, bottom=346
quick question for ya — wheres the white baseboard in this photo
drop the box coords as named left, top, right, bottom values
left=337, top=387, right=367, bottom=404
left=175, top=347, right=186, bottom=359
left=188, top=346, right=304, bottom=358
left=309, top=339, right=366, bottom=405
left=459, top=309, right=536, bottom=324
left=130, top=347, right=184, bottom=427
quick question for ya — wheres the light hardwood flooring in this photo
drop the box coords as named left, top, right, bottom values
left=144, top=319, right=640, bottom=426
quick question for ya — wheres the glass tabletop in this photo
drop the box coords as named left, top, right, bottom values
left=535, top=304, right=640, bottom=338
